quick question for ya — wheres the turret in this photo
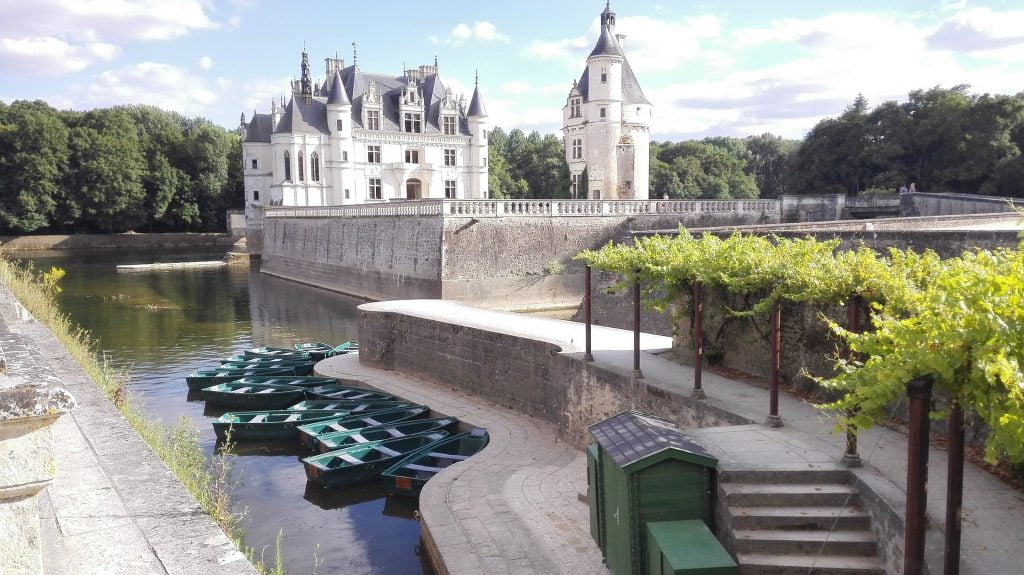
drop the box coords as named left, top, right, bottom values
left=326, top=71, right=353, bottom=204
left=299, top=48, right=313, bottom=104
left=467, top=71, right=490, bottom=199
left=270, top=99, right=282, bottom=129
left=239, top=112, right=247, bottom=140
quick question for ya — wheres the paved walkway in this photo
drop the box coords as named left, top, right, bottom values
left=0, top=284, right=257, bottom=575
left=321, top=300, right=1024, bottom=575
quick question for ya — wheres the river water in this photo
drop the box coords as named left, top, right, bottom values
left=22, top=249, right=432, bottom=575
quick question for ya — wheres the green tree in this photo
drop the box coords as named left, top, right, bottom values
left=744, top=133, right=798, bottom=198
left=0, top=100, right=69, bottom=233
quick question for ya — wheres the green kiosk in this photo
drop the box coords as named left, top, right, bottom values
left=588, top=411, right=739, bottom=575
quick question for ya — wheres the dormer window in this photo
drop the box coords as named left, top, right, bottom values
left=570, top=98, right=581, bottom=118
left=366, top=110, right=380, bottom=130
left=442, top=115, right=456, bottom=135
left=403, top=112, right=422, bottom=133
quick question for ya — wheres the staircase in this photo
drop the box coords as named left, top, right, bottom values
left=720, top=469, right=888, bottom=575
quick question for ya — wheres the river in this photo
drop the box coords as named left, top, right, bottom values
left=22, top=249, right=432, bottom=575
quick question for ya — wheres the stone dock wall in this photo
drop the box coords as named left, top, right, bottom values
left=260, top=199, right=780, bottom=310
left=358, top=304, right=751, bottom=446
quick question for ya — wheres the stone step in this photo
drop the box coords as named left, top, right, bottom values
left=733, top=529, right=878, bottom=556
left=720, top=468, right=851, bottom=485
left=737, top=552, right=886, bottom=575
left=721, top=483, right=861, bottom=507
left=727, top=506, right=872, bottom=531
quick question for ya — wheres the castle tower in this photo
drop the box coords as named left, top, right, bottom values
left=467, top=72, right=490, bottom=199
left=325, top=70, right=353, bottom=204
left=562, top=2, right=652, bottom=199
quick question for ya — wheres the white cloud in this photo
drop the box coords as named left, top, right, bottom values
left=199, top=56, right=214, bottom=70
left=431, top=20, right=510, bottom=46
left=500, top=81, right=531, bottom=94
left=77, top=62, right=220, bottom=116
left=0, top=0, right=217, bottom=77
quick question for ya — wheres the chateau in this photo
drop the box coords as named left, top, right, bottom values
left=563, top=2, right=652, bottom=199
left=240, top=49, right=489, bottom=208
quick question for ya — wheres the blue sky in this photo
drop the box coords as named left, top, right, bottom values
left=1, top=0, right=1023, bottom=140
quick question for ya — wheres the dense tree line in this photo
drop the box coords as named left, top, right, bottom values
left=487, top=127, right=570, bottom=199
left=788, top=87, right=1024, bottom=196
left=0, top=100, right=242, bottom=235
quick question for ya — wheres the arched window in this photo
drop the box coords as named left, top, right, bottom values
left=310, top=152, right=320, bottom=182
left=283, top=151, right=291, bottom=181
left=298, top=151, right=305, bottom=181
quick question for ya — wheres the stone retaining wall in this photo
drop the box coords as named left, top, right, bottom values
left=0, top=233, right=238, bottom=252
left=358, top=307, right=751, bottom=445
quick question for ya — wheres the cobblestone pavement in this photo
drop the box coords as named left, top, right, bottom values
left=317, top=353, right=608, bottom=575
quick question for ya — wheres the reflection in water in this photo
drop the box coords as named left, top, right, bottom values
left=19, top=249, right=430, bottom=575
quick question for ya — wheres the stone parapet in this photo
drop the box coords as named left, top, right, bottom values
left=1, top=326, right=76, bottom=575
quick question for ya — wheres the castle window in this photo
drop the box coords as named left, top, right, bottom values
left=405, top=149, right=420, bottom=164
left=601, top=71, right=607, bottom=83
left=310, top=152, right=320, bottom=182
left=571, top=138, right=583, bottom=160
left=342, top=151, right=348, bottom=161
left=336, top=119, right=343, bottom=131
left=344, top=189, right=350, bottom=199
left=444, top=148, right=456, bottom=167
left=570, top=174, right=579, bottom=198
left=444, top=180, right=456, bottom=199
left=403, top=112, right=422, bottom=133
left=599, top=107, right=607, bottom=119
left=367, top=145, right=381, bottom=163
left=283, top=151, right=291, bottom=181
left=251, top=159, right=257, bottom=170
left=368, top=178, right=382, bottom=199
left=253, top=190, right=260, bottom=201
left=570, top=98, right=581, bottom=118
left=442, top=115, right=456, bottom=135
left=298, top=151, right=305, bottom=181
left=366, top=110, right=381, bottom=130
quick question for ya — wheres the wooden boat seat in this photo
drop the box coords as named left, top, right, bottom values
left=337, top=453, right=363, bottom=464
left=249, top=414, right=268, bottom=423
left=431, top=452, right=470, bottom=461
left=404, top=463, right=445, bottom=473
left=376, top=446, right=402, bottom=457
left=283, top=413, right=304, bottom=422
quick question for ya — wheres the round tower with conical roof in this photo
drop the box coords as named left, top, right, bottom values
left=325, top=70, right=353, bottom=204
left=563, top=2, right=652, bottom=199
left=467, top=71, right=490, bottom=199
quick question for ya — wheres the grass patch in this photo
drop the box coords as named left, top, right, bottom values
left=0, top=256, right=290, bottom=574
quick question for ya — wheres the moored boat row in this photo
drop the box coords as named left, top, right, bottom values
left=183, top=339, right=487, bottom=497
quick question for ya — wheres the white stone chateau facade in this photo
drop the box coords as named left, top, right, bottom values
left=563, top=2, right=652, bottom=199
left=241, top=49, right=489, bottom=208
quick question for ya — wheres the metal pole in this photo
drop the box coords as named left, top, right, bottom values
left=905, top=376, right=934, bottom=575
left=842, top=295, right=863, bottom=467
left=944, top=402, right=965, bottom=575
left=692, top=282, right=705, bottom=399
left=584, top=265, right=594, bottom=362
left=632, top=272, right=643, bottom=378
left=765, top=299, right=782, bottom=427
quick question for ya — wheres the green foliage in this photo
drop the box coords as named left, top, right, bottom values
left=788, top=86, right=1024, bottom=196
left=487, top=127, right=568, bottom=198
left=650, top=140, right=759, bottom=199
left=0, top=100, right=242, bottom=234
left=578, top=233, right=1024, bottom=463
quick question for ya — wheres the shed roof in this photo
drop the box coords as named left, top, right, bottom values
left=589, top=411, right=716, bottom=470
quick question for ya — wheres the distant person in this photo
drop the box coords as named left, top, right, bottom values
left=899, top=185, right=908, bottom=194
left=663, top=193, right=669, bottom=200
left=909, top=183, right=916, bottom=193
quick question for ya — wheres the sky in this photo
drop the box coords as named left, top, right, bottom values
left=1, top=0, right=1023, bottom=141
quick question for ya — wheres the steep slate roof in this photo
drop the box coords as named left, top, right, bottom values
left=339, top=66, right=470, bottom=135
left=274, top=97, right=330, bottom=135
left=575, top=26, right=650, bottom=106
left=589, top=411, right=717, bottom=470
left=326, top=71, right=350, bottom=106
left=244, top=113, right=273, bottom=143
left=468, top=85, right=487, bottom=117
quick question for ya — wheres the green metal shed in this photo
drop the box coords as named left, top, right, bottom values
left=588, top=411, right=721, bottom=575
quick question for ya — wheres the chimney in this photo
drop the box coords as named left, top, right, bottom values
left=616, top=34, right=626, bottom=50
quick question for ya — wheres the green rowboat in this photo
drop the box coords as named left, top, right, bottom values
left=213, top=409, right=363, bottom=441
left=303, top=384, right=394, bottom=402
left=298, top=405, right=431, bottom=451
left=186, top=366, right=298, bottom=390
left=220, top=355, right=315, bottom=367
left=199, top=382, right=307, bottom=410
left=313, top=416, right=459, bottom=453
left=241, top=347, right=312, bottom=360
left=287, top=400, right=410, bottom=413
left=293, top=341, right=359, bottom=361
left=220, top=361, right=313, bottom=376
left=219, top=376, right=337, bottom=388
left=303, top=432, right=449, bottom=489
left=382, top=429, right=490, bottom=497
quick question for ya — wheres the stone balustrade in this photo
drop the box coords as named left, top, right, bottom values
left=265, top=198, right=782, bottom=219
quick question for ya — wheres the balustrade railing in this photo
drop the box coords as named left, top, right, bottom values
left=264, top=198, right=781, bottom=219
